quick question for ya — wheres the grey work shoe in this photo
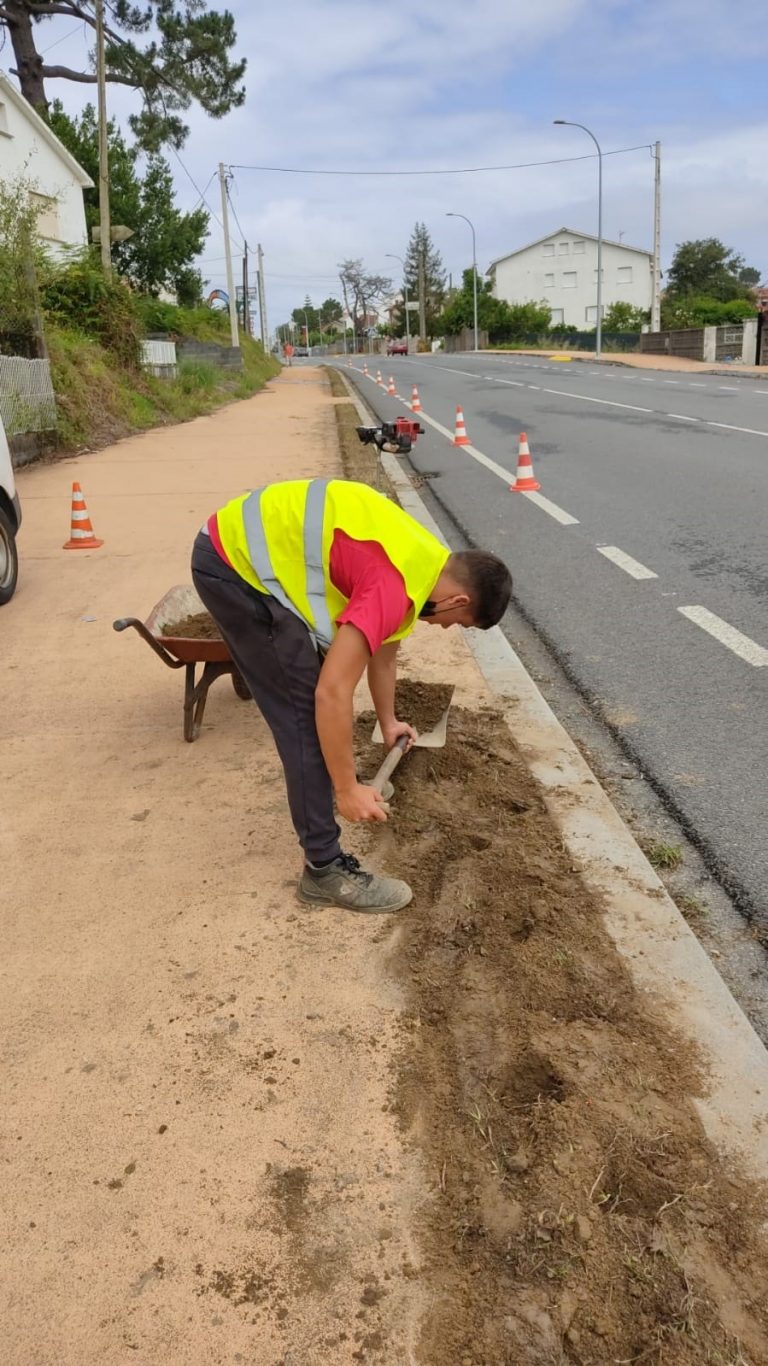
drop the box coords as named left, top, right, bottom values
left=298, top=853, right=413, bottom=914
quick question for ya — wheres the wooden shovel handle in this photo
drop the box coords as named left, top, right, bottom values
left=370, top=735, right=410, bottom=793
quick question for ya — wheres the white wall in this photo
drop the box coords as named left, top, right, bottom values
left=0, top=86, right=89, bottom=255
left=491, top=231, right=653, bottom=327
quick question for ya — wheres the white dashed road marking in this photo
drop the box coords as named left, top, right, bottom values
left=597, top=546, right=658, bottom=580
left=678, top=607, right=768, bottom=667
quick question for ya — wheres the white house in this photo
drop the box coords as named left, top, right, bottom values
left=0, top=71, right=93, bottom=255
left=488, top=227, right=653, bottom=328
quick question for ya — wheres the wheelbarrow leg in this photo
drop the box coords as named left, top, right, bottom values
left=183, top=661, right=237, bottom=742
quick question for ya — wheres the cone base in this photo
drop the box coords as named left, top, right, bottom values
left=454, top=436, right=470, bottom=446
left=63, top=536, right=104, bottom=550
left=511, top=480, right=541, bottom=492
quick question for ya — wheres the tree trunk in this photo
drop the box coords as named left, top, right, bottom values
left=5, top=0, right=49, bottom=112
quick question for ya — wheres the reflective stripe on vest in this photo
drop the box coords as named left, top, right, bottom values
left=242, top=479, right=335, bottom=647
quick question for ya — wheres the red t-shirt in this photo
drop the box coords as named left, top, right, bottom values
left=208, top=518, right=411, bottom=654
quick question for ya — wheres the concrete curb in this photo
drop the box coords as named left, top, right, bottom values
left=475, top=349, right=768, bottom=381
left=337, top=364, right=768, bottom=1183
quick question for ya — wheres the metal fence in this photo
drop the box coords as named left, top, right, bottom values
left=0, top=355, right=57, bottom=435
left=140, top=338, right=177, bottom=377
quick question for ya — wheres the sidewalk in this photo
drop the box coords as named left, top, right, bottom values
left=4, top=368, right=768, bottom=1364
left=491, top=346, right=768, bottom=377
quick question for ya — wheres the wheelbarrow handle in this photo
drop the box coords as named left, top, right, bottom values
left=370, top=734, right=410, bottom=793
left=112, top=617, right=184, bottom=669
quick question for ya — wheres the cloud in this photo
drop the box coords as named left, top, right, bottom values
left=3, top=0, right=766, bottom=326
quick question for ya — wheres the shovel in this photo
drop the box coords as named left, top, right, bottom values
left=367, top=692, right=452, bottom=801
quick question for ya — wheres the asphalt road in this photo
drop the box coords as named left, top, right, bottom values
left=336, top=352, right=768, bottom=927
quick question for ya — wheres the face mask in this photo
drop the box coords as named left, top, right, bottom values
left=420, top=595, right=460, bottom=618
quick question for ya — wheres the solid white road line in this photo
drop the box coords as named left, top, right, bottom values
left=667, top=413, right=699, bottom=422
left=597, top=545, right=658, bottom=579
left=403, top=408, right=580, bottom=526
left=523, top=492, right=579, bottom=525
left=704, top=419, right=768, bottom=437
left=678, top=607, right=768, bottom=667
left=488, top=377, right=525, bottom=385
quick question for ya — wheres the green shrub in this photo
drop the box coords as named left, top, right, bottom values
left=40, top=251, right=142, bottom=369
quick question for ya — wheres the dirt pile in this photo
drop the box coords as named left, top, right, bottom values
left=160, top=610, right=220, bottom=640
left=356, top=682, right=768, bottom=1365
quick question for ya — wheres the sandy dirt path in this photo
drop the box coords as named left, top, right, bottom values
left=2, top=371, right=475, bottom=1364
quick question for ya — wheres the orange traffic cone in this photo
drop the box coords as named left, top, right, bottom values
left=387, top=375, right=396, bottom=396
left=63, top=482, right=103, bottom=550
left=411, top=385, right=422, bottom=413
left=453, top=405, right=470, bottom=446
left=510, top=433, right=541, bottom=492
left=363, top=363, right=369, bottom=377
left=376, top=369, right=383, bottom=386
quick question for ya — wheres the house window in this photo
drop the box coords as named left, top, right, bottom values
left=617, top=266, right=633, bottom=283
left=29, top=191, right=59, bottom=239
left=0, top=101, right=10, bottom=136
left=562, top=271, right=577, bottom=289
left=558, top=242, right=569, bottom=255
left=550, top=308, right=564, bottom=325
left=572, top=240, right=585, bottom=254
left=585, top=305, right=605, bottom=323
left=542, top=243, right=555, bottom=256
left=544, top=273, right=555, bottom=287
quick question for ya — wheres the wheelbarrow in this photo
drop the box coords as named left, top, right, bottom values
left=113, top=584, right=251, bottom=743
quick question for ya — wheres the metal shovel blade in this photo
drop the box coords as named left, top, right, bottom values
left=370, top=702, right=451, bottom=749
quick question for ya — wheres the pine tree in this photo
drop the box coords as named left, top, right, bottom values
left=2, top=0, right=246, bottom=151
left=392, top=223, right=446, bottom=339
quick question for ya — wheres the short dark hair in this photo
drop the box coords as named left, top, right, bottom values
left=449, top=551, right=512, bottom=629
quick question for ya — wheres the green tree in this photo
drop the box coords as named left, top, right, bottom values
left=602, top=301, right=648, bottom=332
left=392, top=223, right=446, bottom=338
left=2, top=0, right=246, bottom=150
left=437, top=268, right=551, bottom=342
left=666, top=239, right=760, bottom=303
left=48, top=102, right=208, bottom=297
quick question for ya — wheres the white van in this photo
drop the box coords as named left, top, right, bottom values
left=0, top=413, right=21, bottom=604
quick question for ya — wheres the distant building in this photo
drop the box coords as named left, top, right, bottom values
left=754, top=285, right=768, bottom=314
left=488, top=227, right=653, bottom=328
left=0, top=71, right=93, bottom=256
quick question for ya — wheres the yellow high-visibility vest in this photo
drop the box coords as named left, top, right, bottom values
left=215, top=478, right=449, bottom=648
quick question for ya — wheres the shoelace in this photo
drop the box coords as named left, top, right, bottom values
left=336, top=852, right=373, bottom=886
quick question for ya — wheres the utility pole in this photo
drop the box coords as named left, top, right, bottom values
left=95, top=0, right=111, bottom=276
left=651, top=141, right=662, bottom=333
left=218, top=162, right=240, bottom=349
left=241, top=243, right=250, bottom=336
left=418, top=247, right=427, bottom=343
left=257, top=243, right=268, bottom=351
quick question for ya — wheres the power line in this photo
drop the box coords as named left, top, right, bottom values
left=228, top=144, right=652, bottom=178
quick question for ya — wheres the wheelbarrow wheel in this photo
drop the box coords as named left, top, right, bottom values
left=232, top=668, right=251, bottom=701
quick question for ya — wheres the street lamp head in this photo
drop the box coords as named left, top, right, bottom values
left=553, top=119, right=567, bottom=125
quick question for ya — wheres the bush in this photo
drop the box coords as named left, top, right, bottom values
left=40, top=251, right=142, bottom=369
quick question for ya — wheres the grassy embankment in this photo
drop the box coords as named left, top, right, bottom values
left=47, top=304, right=280, bottom=452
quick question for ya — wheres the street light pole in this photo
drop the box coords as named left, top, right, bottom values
left=554, top=120, right=603, bottom=358
left=446, top=213, right=479, bottom=352
left=303, top=309, right=311, bottom=353
left=385, top=253, right=410, bottom=352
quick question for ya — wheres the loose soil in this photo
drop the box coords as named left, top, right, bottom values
left=355, top=681, right=768, bottom=1365
left=161, top=610, right=220, bottom=640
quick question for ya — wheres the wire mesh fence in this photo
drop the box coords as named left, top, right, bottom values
left=0, top=355, right=57, bottom=435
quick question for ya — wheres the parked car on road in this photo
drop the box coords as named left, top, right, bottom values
left=0, top=412, right=21, bottom=604
left=386, top=339, right=408, bottom=356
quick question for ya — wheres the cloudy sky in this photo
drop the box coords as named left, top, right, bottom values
left=5, top=0, right=767, bottom=328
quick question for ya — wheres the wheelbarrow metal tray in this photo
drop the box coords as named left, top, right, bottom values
left=145, top=584, right=230, bottom=663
